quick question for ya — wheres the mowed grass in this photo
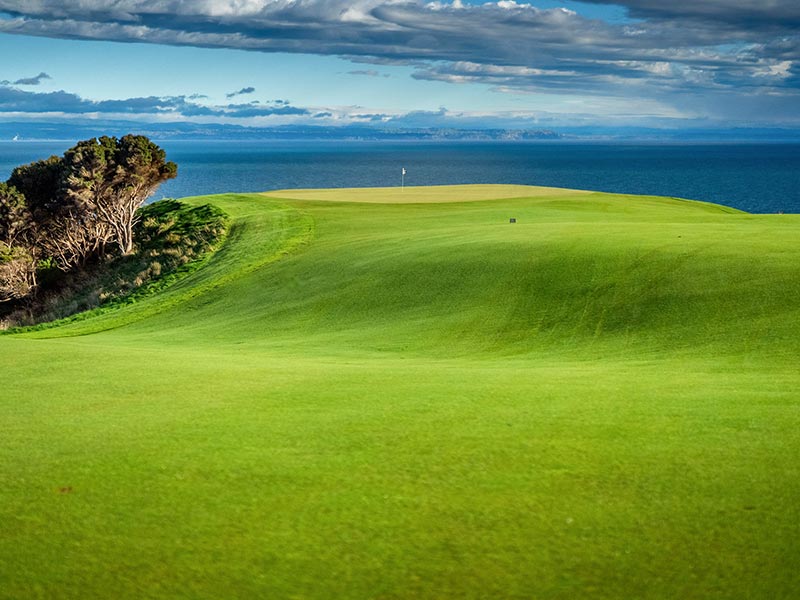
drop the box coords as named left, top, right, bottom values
left=1, top=185, right=799, bottom=599
left=262, top=183, right=592, bottom=203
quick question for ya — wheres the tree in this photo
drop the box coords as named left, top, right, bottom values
left=113, top=135, right=177, bottom=255
left=1, top=134, right=177, bottom=302
left=64, top=135, right=177, bottom=256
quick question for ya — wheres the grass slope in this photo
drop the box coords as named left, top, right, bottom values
left=1, top=185, right=798, bottom=599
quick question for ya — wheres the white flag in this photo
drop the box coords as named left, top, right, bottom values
left=402, top=167, right=406, bottom=176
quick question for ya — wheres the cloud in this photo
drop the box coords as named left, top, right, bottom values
left=12, top=71, right=51, bottom=85
left=580, top=0, right=800, bottom=28
left=0, top=83, right=309, bottom=119
left=1, top=71, right=53, bottom=86
left=348, top=70, right=380, bottom=77
left=226, top=86, right=256, bottom=99
left=0, top=0, right=797, bottom=120
left=1, top=79, right=798, bottom=132
left=223, top=102, right=309, bottom=117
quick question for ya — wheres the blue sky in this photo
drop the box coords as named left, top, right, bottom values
left=0, top=0, right=798, bottom=133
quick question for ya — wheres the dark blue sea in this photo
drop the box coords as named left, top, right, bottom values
left=1, top=141, right=798, bottom=213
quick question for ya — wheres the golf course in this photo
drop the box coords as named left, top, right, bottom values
left=1, top=184, right=798, bottom=599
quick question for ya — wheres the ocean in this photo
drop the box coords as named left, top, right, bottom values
left=1, top=141, right=798, bottom=213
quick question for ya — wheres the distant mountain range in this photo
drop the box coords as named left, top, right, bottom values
left=1, top=120, right=799, bottom=142
left=0, top=121, right=560, bottom=142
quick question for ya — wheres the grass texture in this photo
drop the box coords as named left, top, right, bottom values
left=1, top=185, right=798, bottom=599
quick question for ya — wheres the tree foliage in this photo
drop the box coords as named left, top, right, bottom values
left=7, top=155, right=63, bottom=217
left=0, top=182, right=32, bottom=249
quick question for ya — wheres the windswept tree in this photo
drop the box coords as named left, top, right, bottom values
left=1, top=134, right=176, bottom=302
left=64, top=135, right=177, bottom=256
left=114, top=135, right=177, bottom=254
left=4, top=135, right=176, bottom=273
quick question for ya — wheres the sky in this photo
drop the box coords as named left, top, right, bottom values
left=0, top=0, right=798, bottom=134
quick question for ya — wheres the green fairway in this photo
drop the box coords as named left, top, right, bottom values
left=2, top=185, right=799, bottom=599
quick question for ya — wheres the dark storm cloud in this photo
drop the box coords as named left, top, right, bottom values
left=0, top=0, right=797, bottom=120
left=225, top=86, right=256, bottom=98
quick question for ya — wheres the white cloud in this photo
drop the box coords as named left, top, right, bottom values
left=753, top=60, right=793, bottom=78
left=0, top=0, right=796, bottom=121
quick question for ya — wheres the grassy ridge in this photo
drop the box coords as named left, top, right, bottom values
left=1, top=185, right=799, bottom=599
left=11, top=194, right=313, bottom=337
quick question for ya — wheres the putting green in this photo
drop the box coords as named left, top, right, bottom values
left=262, top=183, right=591, bottom=203
left=2, top=185, right=798, bottom=599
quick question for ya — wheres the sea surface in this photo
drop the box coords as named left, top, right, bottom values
left=1, top=141, right=798, bottom=213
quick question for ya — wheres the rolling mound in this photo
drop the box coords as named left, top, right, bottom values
left=2, top=185, right=798, bottom=599
left=20, top=185, right=798, bottom=361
